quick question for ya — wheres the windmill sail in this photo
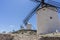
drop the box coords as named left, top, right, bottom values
left=23, top=0, right=60, bottom=25
left=23, top=4, right=41, bottom=25
left=31, top=0, right=40, bottom=2
left=46, top=0, right=60, bottom=8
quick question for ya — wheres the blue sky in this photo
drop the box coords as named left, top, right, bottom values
left=0, top=0, right=60, bottom=32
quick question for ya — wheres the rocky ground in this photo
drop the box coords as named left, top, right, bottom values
left=39, top=37, right=60, bottom=40
left=12, top=34, right=37, bottom=40
left=0, top=30, right=60, bottom=40
left=0, top=34, right=13, bottom=40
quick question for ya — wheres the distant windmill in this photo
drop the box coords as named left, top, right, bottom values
left=23, top=0, right=60, bottom=34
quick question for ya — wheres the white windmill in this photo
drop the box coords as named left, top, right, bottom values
left=23, top=0, right=60, bottom=35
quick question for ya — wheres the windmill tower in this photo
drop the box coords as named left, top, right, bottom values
left=26, top=23, right=32, bottom=30
left=23, top=0, right=60, bottom=34
left=37, top=7, right=59, bottom=34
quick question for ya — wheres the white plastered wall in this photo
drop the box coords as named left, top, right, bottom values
left=36, top=7, right=60, bottom=34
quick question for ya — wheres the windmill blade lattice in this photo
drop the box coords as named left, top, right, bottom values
left=23, top=4, right=41, bottom=25
left=46, top=0, right=60, bottom=8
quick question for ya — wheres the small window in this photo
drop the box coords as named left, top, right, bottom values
left=50, top=17, right=52, bottom=19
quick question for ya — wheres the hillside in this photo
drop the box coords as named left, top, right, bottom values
left=0, top=30, right=60, bottom=40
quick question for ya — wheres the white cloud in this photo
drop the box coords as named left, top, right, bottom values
left=9, top=25, right=15, bottom=27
